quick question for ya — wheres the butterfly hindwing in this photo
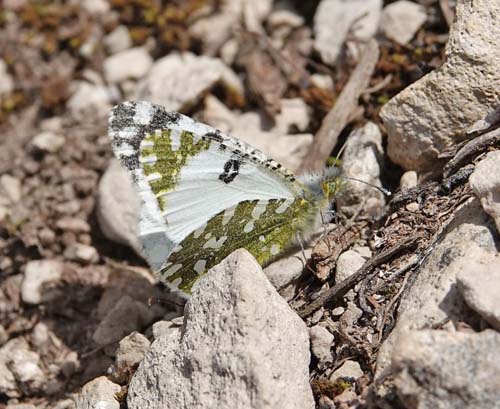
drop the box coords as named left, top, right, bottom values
left=109, top=101, right=318, bottom=294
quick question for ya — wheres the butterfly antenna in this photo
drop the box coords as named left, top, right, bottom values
left=342, top=176, right=392, bottom=196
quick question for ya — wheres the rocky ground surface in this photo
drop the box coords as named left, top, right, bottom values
left=0, top=0, right=499, bottom=408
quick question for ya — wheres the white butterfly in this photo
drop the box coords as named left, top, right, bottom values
left=108, top=101, right=342, bottom=295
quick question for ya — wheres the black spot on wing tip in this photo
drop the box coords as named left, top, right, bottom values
left=219, top=158, right=241, bottom=184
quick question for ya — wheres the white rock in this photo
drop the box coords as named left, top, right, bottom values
left=189, top=13, right=236, bottom=56
left=457, top=254, right=500, bottom=331
left=56, top=217, right=91, bottom=233
left=0, top=174, right=21, bottom=203
left=273, top=98, right=310, bottom=134
left=64, top=243, right=99, bottom=264
left=391, top=330, right=500, bottom=408
left=96, top=159, right=142, bottom=255
left=336, top=250, right=365, bottom=282
left=93, top=295, right=154, bottom=346
left=32, top=131, right=65, bottom=153
left=80, top=0, right=110, bottom=14
left=135, top=52, right=243, bottom=112
left=337, top=122, right=385, bottom=212
left=376, top=198, right=498, bottom=375
left=0, top=337, right=44, bottom=396
left=67, top=81, right=111, bottom=118
left=268, top=9, right=304, bottom=29
left=400, top=170, right=418, bottom=190
left=21, top=260, right=64, bottom=305
left=104, top=25, right=132, bottom=54
left=0, top=59, right=14, bottom=96
left=381, top=0, right=427, bottom=45
left=104, top=47, right=153, bottom=83
left=202, top=96, right=312, bottom=172
left=109, top=332, right=151, bottom=384
left=314, top=0, right=382, bottom=64
left=310, top=74, right=334, bottom=91
left=127, top=249, right=315, bottom=409
left=264, top=248, right=310, bottom=290
left=330, top=360, right=364, bottom=380
left=309, top=325, right=334, bottom=363
left=381, top=0, right=500, bottom=171
left=469, top=151, right=500, bottom=233
left=75, top=376, right=121, bottom=409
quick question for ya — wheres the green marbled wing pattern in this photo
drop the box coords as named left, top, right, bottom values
left=139, top=129, right=211, bottom=212
left=160, top=197, right=318, bottom=293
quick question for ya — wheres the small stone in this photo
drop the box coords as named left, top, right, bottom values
left=104, top=25, right=132, bottom=54
left=0, top=59, right=14, bottom=96
left=38, top=228, right=55, bottom=246
left=273, top=98, right=310, bottom=133
left=353, top=246, right=372, bottom=259
left=104, top=47, right=153, bottom=83
left=135, top=52, right=243, bottom=112
left=56, top=217, right=91, bottom=233
left=331, top=307, right=345, bottom=317
left=264, top=248, right=310, bottom=290
left=310, top=74, right=334, bottom=91
left=75, top=376, right=121, bottom=409
left=309, top=325, right=334, bottom=363
left=6, top=404, right=37, bottom=409
left=469, top=151, right=500, bottom=233
left=268, top=9, right=304, bottom=29
left=337, top=122, right=385, bottom=212
left=21, top=260, right=64, bottom=305
left=61, top=351, right=80, bottom=378
left=152, top=320, right=175, bottom=339
left=109, top=332, right=151, bottom=384
left=314, top=0, right=382, bottom=64
left=93, top=296, right=154, bottom=347
left=400, top=170, right=418, bottom=190
left=381, top=0, right=427, bottom=45
left=67, top=82, right=111, bottom=118
left=405, top=202, right=419, bottom=212
left=32, top=131, right=65, bottom=153
left=1, top=338, right=45, bottom=394
left=96, top=160, right=142, bottom=255
left=330, top=360, right=364, bottom=381
left=31, top=322, right=50, bottom=347
left=336, top=250, right=365, bottom=282
left=64, top=243, right=99, bottom=264
left=0, top=175, right=21, bottom=203
left=457, top=255, right=500, bottom=331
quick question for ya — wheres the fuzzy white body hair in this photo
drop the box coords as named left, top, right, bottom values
left=295, top=166, right=342, bottom=242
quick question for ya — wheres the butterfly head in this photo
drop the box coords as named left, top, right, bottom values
left=321, top=175, right=344, bottom=201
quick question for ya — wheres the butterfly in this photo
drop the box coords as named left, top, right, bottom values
left=108, top=101, right=343, bottom=296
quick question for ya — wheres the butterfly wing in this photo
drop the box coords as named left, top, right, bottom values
left=108, top=101, right=317, bottom=294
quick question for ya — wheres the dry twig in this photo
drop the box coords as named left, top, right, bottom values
left=297, top=234, right=422, bottom=318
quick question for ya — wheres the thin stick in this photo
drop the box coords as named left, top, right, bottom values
left=297, top=234, right=421, bottom=318
left=298, top=39, right=379, bottom=173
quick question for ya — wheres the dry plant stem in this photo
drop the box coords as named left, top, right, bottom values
left=443, top=128, right=500, bottom=177
left=298, top=39, right=379, bottom=173
left=297, top=234, right=421, bottom=318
